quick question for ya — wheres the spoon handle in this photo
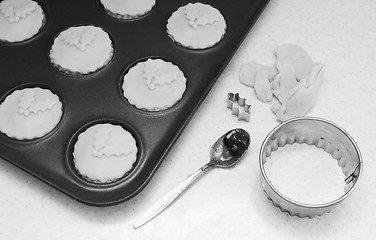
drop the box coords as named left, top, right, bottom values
left=134, top=163, right=212, bottom=229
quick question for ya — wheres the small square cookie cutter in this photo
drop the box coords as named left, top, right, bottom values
left=227, top=93, right=251, bottom=122
left=259, top=117, right=363, bottom=217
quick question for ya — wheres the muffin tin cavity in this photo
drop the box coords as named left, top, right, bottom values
left=0, top=0, right=269, bottom=205
left=122, top=57, right=187, bottom=112
left=166, top=3, right=227, bottom=50
left=100, top=0, right=156, bottom=20
left=49, top=25, right=114, bottom=76
left=67, top=119, right=141, bottom=185
left=0, top=0, right=46, bottom=43
left=0, top=84, right=63, bottom=141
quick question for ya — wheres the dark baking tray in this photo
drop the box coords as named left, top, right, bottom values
left=0, top=0, right=269, bottom=206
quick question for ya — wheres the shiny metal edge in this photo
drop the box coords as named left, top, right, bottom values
left=259, top=117, right=363, bottom=218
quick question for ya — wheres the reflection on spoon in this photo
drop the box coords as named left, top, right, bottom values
left=134, top=128, right=250, bottom=229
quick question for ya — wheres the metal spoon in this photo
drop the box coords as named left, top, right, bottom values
left=134, top=128, right=250, bottom=229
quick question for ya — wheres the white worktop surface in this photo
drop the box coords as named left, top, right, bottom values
left=1, top=0, right=375, bottom=239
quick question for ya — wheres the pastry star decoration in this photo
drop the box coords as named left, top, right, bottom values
left=61, top=28, right=98, bottom=51
left=92, top=125, right=133, bottom=158
left=18, top=89, right=56, bottom=116
left=0, top=0, right=37, bottom=23
left=184, top=3, right=220, bottom=29
left=143, top=59, right=178, bottom=90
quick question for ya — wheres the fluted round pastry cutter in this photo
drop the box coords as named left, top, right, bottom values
left=259, top=117, right=362, bottom=217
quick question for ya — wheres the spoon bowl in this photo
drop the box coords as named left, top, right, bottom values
left=210, top=128, right=250, bottom=167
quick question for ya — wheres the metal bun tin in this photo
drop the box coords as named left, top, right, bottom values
left=0, top=0, right=269, bottom=206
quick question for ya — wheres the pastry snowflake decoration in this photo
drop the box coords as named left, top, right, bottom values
left=18, top=89, right=56, bottom=116
left=92, top=125, right=134, bottom=158
left=61, top=28, right=98, bottom=51
left=142, top=59, right=178, bottom=90
left=184, top=3, right=220, bottom=29
left=0, top=0, right=37, bottom=23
